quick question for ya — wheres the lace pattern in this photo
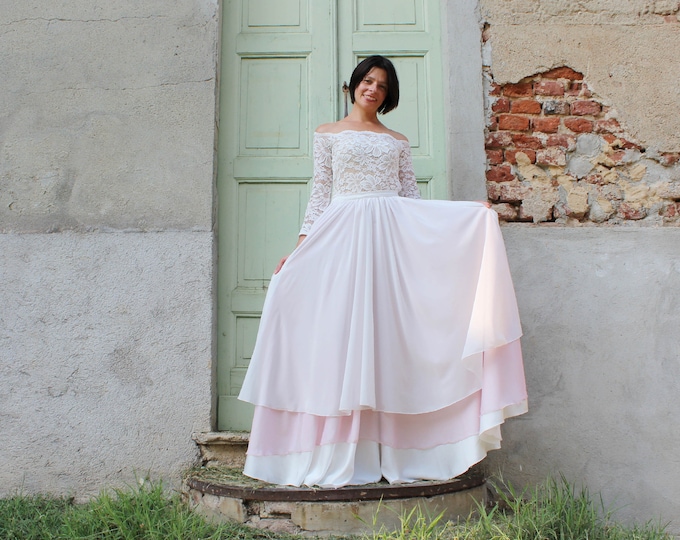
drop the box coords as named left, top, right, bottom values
left=300, top=131, right=421, bottom=235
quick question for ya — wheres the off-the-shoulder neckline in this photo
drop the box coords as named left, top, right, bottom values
left=315, top=130, right=409, bottom=144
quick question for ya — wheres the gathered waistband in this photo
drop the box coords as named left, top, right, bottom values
left=333, top=190, right=399, bottom=201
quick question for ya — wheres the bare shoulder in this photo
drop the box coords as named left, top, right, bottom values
left=387, top=129, right=409, bottom=142
left=315, top=122, right=344, bottom=134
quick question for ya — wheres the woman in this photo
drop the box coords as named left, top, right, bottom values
left=239, top=56, right=527, bottom=487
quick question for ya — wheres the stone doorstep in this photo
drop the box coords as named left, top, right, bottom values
left=184, top=470, right=487, bottom=536
left=192, top=431, right=248, bottom=468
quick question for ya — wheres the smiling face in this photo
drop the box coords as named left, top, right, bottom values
left=353, top=67, right=389, bottom=112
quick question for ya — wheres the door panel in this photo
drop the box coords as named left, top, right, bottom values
left=217, top=0, right=334, bottom=430
left=338, top=0, right=446, bottom=199
left=217, top=0, right=444, bottom=430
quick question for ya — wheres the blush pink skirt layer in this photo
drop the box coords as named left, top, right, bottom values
left=239, top=194, right=528, bottom=487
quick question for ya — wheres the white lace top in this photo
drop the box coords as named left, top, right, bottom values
left=300, top=130, right=421, bottom=235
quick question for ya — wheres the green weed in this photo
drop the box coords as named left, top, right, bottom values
left=363, top=475, right=671, bottom=540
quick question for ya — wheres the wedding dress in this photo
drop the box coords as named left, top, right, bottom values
left=238, top=130, right=527, bottom=487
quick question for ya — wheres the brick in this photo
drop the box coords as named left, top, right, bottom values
left=489, top=82, right=502, bottom=96
left=572, top=83, right=593, bottom=98
left=486, top=164, right=516, bottom=183
left=488, top=116, right=498, bottom=131
left=617, top=202, right=646, bottom=220
left=595, top=118, right=622, bottom=133
left=618, top=138, right=643, bottom=151
left=485, top=131, right=513, bottom=148
left=566, top=82, right=582, bottom=96
left=505, top=149, right=537, bottom=164
left=660, top=153, right=680, bottom=167
left=607, top=150, right=627, bottom=164
left=486, top=149, right=504, bottom=165
left=532, top=117, right=560, bottom=133
left=585, top=173, right=604, bottom=185
left=571, top=100, right=602, bottom=116
left=564, top=117, right=594, bottom=133
left=492, top=98, right=510, bottom=113
left=512, top=133, right=544, bottom=149
left=547, top=134, right=576, bottom=150
left=491, top=202, right=520, bottom=220
left=503, top=82, right=533, bottom=98
left=536, top=147, right=567, bottom=167
left=664, top=203, right=680, bottom=218
left=498, top=114, right=531, bottom=131
left=535, top=80, right=565, bottom=96
left=511, top=99, right=542, bottom=114
left=541, top=67, right=584, bottom=80
left=487, top=181, right=528, bottom=202
left=542, top=100, right=570, bottom=115
left=602, top=133, right=617, bottom=144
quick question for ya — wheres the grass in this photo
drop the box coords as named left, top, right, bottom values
left=0, top=480, right=290, bottom=540
left=364, top=475, right=672, bottom=540
left=0, top=475, right=671, bottom=540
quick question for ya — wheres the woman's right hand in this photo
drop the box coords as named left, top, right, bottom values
left=274, top=255, right=289, bottom=274
left=274, top=235, right=307, bottom=274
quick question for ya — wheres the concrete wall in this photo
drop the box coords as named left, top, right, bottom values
left=3, top=0, right=679, bottom=533
left=476, top=0, right=680, bottom=530
left=492, top=228, right=680, bottom=527
left=0, top=0, right=219, bottom=497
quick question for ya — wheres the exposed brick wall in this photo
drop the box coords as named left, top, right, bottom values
left=484, top=68, right=680, bottom=225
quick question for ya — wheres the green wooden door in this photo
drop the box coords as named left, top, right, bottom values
left=217, top=0, right=446, bottom=431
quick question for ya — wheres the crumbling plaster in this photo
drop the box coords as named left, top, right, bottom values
left=479, top=0, right=680, bottom=153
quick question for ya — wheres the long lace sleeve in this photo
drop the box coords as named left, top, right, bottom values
left=397, top=141, right=421, bottom=199
left=300, top=134, right=333, bottom=235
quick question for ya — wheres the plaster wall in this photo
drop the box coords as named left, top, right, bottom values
left=0, top=1, right=219, bottom=232
left=1, top=0, right=218, bottom=496
left=489, top=228, right=680, bottom=528
left=479, top=0, right=680, bottom=153
left=475, top=0, right=680, bottom=529
left=0, top=232, right=214, bottom=498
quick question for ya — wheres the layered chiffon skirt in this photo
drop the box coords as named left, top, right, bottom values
left=238, top=191, right=527, bottom=487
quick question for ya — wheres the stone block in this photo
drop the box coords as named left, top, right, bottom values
left=542, top=100, right=570, bottom=115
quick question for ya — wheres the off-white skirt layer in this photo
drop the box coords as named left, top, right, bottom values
left=239, top=192, right=527, bottom=487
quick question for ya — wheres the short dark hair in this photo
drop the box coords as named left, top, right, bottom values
left=348, top=55, right=400, bottom=114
